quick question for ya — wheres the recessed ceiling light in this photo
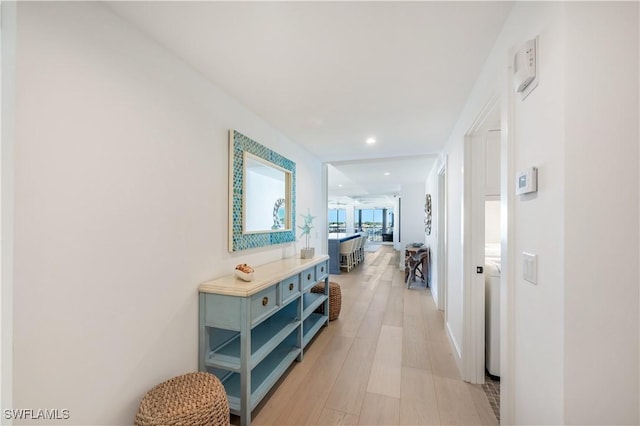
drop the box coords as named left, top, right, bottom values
left=366, top=137, right=376, bottom=145
left=384, top=172, right=391, bottom=176
left=338, top=184, right=343, bottom=188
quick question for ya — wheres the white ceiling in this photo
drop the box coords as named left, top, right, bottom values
left=328, top=155, right=436, bottom=207
left=107, top=1, right=512, bottom=202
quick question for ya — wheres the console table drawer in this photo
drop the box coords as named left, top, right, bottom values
left=203, top=293, right=242, bottom=330
left=301, top=267, right=316, bottom=291
left=315, top=261, right=328, bottom=281
left=280, top=275, right=300, bottom=305
left=251, top=286, right=278, bottom=327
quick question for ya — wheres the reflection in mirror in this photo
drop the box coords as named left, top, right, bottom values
left=244, top=153, right=291, bottom=233
left=272, top=198, right=286, bottom=229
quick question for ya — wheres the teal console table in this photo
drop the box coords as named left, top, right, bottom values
left=198, top=255, right=330, bottom=426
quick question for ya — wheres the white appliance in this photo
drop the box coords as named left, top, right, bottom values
left=485, top=244, right=501, bottom=377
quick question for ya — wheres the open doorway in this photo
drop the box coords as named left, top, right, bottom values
left=483, top=128, right=502, bottom=421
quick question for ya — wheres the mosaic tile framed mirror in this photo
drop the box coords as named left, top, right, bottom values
left=228, top=130, right=296, bottom=251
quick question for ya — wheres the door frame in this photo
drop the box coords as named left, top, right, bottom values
left=460, top=56, right=516, bottom=426
left=500, top=53, right=517, bottom=426
left=436, top=157, right=448, bottom=313
left=461, top=94, right=499, bottom=384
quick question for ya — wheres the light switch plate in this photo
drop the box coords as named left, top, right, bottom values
left=522, top=252, right=537, bottom=284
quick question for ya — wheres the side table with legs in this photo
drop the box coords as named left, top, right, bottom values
left=404, top=245, right=429, bottom=288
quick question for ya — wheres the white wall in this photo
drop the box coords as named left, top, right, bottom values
left=436, top=3, right=568, bottom=421
left=484, top=201, right=500, bottom=245
left=442, top=132, right=465, bottom=360
left=509, top=6, right=567, bottom=422
left=12, top=2, right=324, bottom=425
left=399, top=182, right=426, bottom=247
left=430, top=1, right=639, bottom=424
left=346, top=203, right=355, bottom=234
left=563, top=2, right=639, bottom=423
left=1, top=1, right=17, bottom=416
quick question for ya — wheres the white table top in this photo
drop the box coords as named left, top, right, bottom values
left=199, top=254, right=330, bottom=297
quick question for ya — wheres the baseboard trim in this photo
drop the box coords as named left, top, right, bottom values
left=430, top=279, right=439, bottom=307
left=446, top=321, right=463, bottom=375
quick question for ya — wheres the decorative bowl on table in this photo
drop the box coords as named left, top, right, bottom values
left=234, top=264, right=255, bottom=282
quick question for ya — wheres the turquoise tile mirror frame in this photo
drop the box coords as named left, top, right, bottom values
left=228, top=130, right=296, bottom=251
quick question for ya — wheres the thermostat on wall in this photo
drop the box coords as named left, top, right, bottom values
left=516, top=167, right=538, bottom=195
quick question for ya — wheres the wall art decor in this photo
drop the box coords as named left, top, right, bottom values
left=425, top=194, right=432, bottom=236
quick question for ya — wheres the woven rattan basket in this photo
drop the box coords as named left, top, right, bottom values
left=134, top=372, right=230, bottom=426
left=311, top=281, right=341, bottom=321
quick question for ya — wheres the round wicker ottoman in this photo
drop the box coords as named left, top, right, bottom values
left=134, top=372, right=229, bottom=426
left=311, top=281, right=342, bottom=321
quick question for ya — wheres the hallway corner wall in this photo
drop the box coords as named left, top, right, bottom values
left=440, top=2, right=640, bottom=424
left=563, top=2, right=639, bottom=423
left=439, top=2, right=568, bottom=423
left=12, top=2, right=325, bottom=424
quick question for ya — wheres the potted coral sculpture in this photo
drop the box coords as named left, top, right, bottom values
left=298, top=209, right=316, bottom=259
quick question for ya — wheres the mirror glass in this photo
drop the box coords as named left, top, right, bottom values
left=244, top=153, right=291, bottom=233
left=229, top=130, right=296, bottom=252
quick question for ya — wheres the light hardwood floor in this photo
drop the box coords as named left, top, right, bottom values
left=231, top=245, right=498, bottom=426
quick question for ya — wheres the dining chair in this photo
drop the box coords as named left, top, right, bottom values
left=353, top=236, right=364, bottom=265
left=339, top=238, right=357, bottom=272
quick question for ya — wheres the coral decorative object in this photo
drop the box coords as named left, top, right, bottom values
left=234, top=263, right=255, bottom=281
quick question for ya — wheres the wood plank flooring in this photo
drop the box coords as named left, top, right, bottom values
left=231, top=245, right=498, bottom=426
